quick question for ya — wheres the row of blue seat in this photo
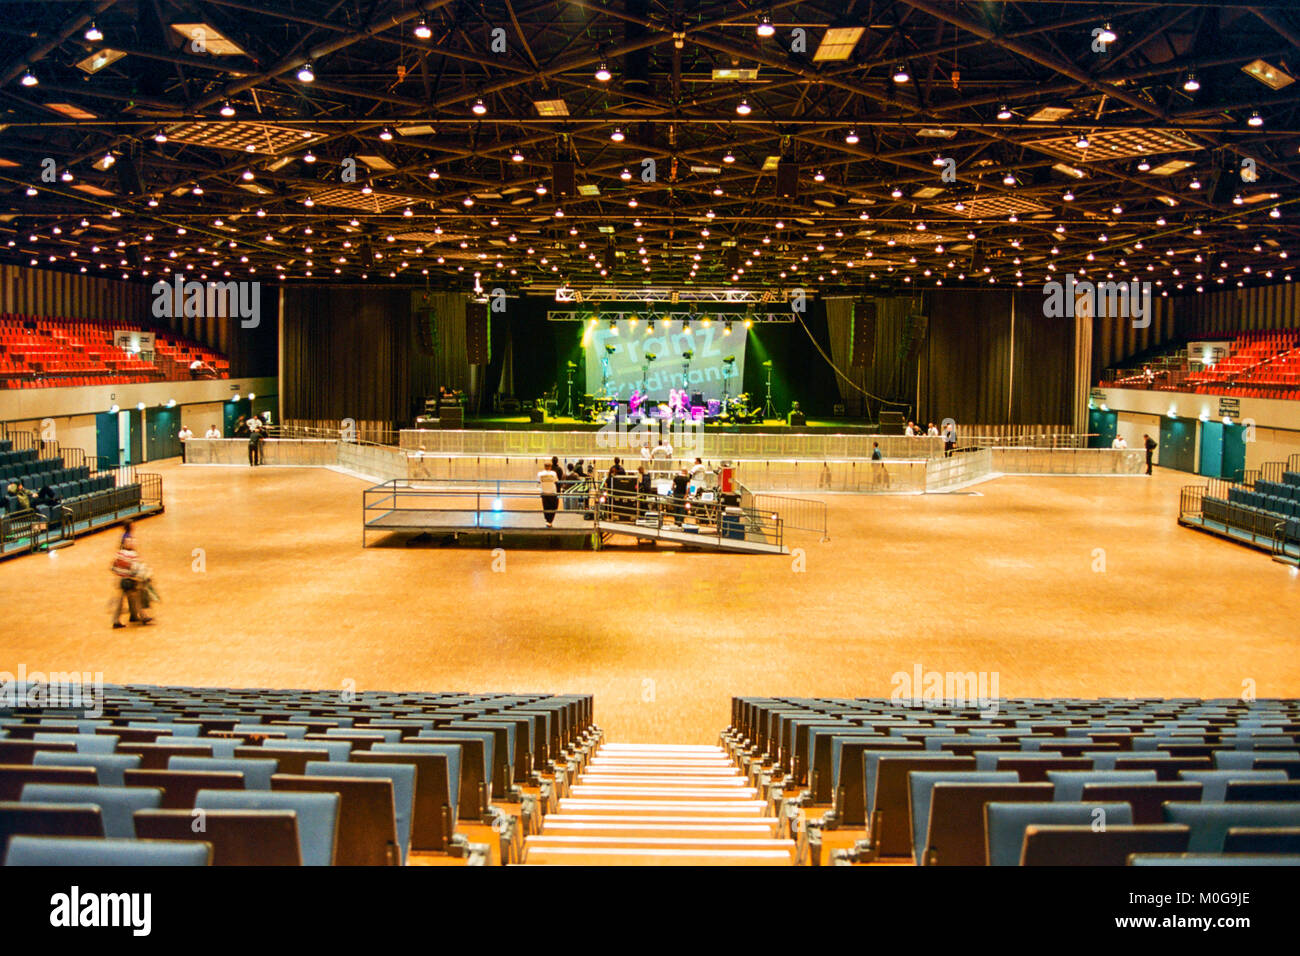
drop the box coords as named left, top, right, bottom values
left=1256, top=477, right=1300, bottom=500
left=1202, top=496, right=1300, bottom=543
left=1228, top=486, right=1300, bottom=518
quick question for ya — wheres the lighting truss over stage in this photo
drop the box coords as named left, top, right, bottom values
left=554, top=287, right=802, bottom=304
left=547, top=310, right=794, bottom=323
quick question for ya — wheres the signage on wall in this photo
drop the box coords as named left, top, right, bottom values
left=1218, top=397, right=1241, bottom=419
left=1089, top=388, right=1106, bottom=402
left=113, top=330, right=155, bottom=361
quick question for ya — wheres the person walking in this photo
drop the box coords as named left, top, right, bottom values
left=871, top=441, right=890, bottom=489
left=1143, top=433, right=1157, bottom=475
left=110, top=535, right=153, bottom=628
left=178, top=424, right=193, bottom=463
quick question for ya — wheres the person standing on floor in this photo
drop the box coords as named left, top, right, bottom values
left=871, top=441, right=890, bottom=489
left=205, top=424, right=221, bottom=439
left=537, top=460, right=560, bottom=527
left=247, top=415, right=264, bottom=466
left=943, top=421, right=957, bottom=458
left=178, top=424, right=193, bottom=463
left=1143, top=433, right=1157, bottom=475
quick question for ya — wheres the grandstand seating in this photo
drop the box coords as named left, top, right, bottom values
left=1102, top=330, right=1300, bottom=399
left=723, top=697, right=1300, bottom=866
left=1196, top=467, right=1300, bottom=556
left=0, top=314, right=228, bottom=389
left=1, top=684, right=597, bottom=866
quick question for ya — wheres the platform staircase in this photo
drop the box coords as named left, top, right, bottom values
left=521, top=742, right=795, bottom=865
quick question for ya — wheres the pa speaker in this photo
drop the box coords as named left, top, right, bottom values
left=415, top=306, right=438, bottom=356
left=904, top=312, right=929, bottom=360
left=603, top=243, right=617, bottom=269
left=776, top=161, right=799, bottom=198
left=116, top=157, right=145, bottom=196
left=529, top=408, right=545, bottom=424
left=553, top=161, right=576, bottom=197
left=724, top=247, right=740, bottom=271
left=788, top=409, right=806, bottom=426
left=466, top=301, right=490, bottom=364
left=852, top=299, right=877, bottom=369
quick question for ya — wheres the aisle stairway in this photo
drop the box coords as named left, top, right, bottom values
left=522, top=743, right=795, bottom=865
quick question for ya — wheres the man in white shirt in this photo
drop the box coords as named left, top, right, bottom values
left=205, top=425, right=221, bottom=439
left=640, top=441, right=652, bottom=469
left=1111, top=435, right=1128, bottom=449
left=905, top=422, right=917, bottom=437
left=926, top=422, right=939, bottom=436
left=652, top=437, right=672, bottom=474
left=537, top=464, right=560, bottom=527
left=178, top=425, right=192, bottom=463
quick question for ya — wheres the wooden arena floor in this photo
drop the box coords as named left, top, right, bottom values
left=3, top=460, right=1297, bottom=743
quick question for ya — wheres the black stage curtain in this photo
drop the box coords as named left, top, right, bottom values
left=917, top=290, right=1072, bottom=425
left=281, top=286, right=420, bottom=425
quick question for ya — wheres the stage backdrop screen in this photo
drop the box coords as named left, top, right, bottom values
left=584, top=321, right=747, bottom=403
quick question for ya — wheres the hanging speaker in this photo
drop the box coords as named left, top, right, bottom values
left=415, top=306, right=438, bottom=356
left=116, top=156, right=145, bottom=196
left=466, top=301, right=490, bottom=364
left=553, top=161, right=576, bottom=197
left=776, top=161, right=799, bottom=198
left=905, top=312, right=929, bottom=360
left=852, top=300, right=877, bottom=369
left=603, top=243, right=617, bottom=269
left=724, top=247, right=740, bottom=271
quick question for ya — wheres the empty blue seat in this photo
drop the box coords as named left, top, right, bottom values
left=4, top=835, right=211, bottom=866
left=325, top=726, right=401, bottom=744
left=1084, top=751, right=1169, bottom=771
left=233, top=724, right=308, bottom=740
left=21, top=783, right=161, bottom=838
left=370, top=743, right=460, bottom=820
left=263, top=738, right=351, bottom=761
left=1164, top=803, right=1300, bottom=852
left=1213, top=751, right=1300, bottom=770
left=908, top=770, right=1016, bottom=865
left=168, top=756, right=278, bottom=789
left=1130, top=853, right=1300, bottom=867
left=1047, top=769, right=1157, bottom=800
left=32, top=733, right=119, bottom=755
left=194, top=788, right=339, bottom=866
left=304, top=761, right=414, bottom=863
left=1180, top=769, right=1289, bottom=801
left=127, top=721, right=201, bottom=737
left=32, top=752, right=141, bottom=787
left=154, top=736, right=243, bottom=758
left=986, top=802, right=1134, bottom=866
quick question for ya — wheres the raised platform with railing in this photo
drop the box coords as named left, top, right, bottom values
left=1178, top=453, right=1300, bottom=564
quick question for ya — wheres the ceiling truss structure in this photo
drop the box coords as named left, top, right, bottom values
left=3, top=1, right=1300, bottom=298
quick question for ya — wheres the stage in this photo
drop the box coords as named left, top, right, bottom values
left=445, top=415, right=884, bottom=434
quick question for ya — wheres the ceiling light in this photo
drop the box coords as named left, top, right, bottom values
left=1002, top=172, right=1016, bottom=186
left=102, top=153, right=115, bottom=167
left=510, top=149, right=524, bottom=162
left=757, top=14, right=775, bottom=37
left=1270, top=207, right=1281, bottom=219
left=379, top=128, right=393, bottom=141
left=1248, top=111, right=1264, bottom=127
left=297, top=62, right=315, bottom=83
left=610, top=127, right=625, bottom=142
left=154, top=130, right=168, bottom=144
left=1183, top=72, right=1200, bottom=92
left=1189, top=177, right=1201, bottom=189
left=303, top=150, right=316, bottom=163
left=220, top=101, right=235, bottom=117
left=1075, top=132, right=1090, bottom=150
left=736, top=99, right=751, bottom=115
left=1136, top=158, right=1150, bottom=172
left=20, top=70, right=37, bottom=87
left=890, top=186, right=903, bottom=199
left=845, top=128, right=860, bottom=145
left=893, top=64, right=910, bottom=83
left=814, top=169, right=826, bottom=181
left=472, top=99, right=487, bottom=115
left=413, top=19, right=432, bottom=39
left=723, top=151, right=735, bottom=163
left=595, top=61, right=611, bottom=82
left=620, top=168, right=632, bottom=180
left=997, top=104, right=1012, bottom=120
left=428, top=168, right=439, bottom=179
left=1063, top=189, right=1074, bottom=201
left=241, top=169, right=254, bottom=181
left=84, top=22, right=103, bottom=42
left=1099, top=23, right=1117, bottom=44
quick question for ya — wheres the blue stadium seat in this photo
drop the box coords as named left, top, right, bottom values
left=154, top=736, right=243, bottom=758
left=1129, top=853, right=1300, bottom=866
left=32, top=733, right=119, bottom=755
left=1046, top=769, right=1158, bottom=800
left=1163, top=802, right=1300, bottom=852
left=263, top=738, right=351, bottom=761
left=168, top=756, right=279, bottom=789
left=21, top=783, right=161, bottom=838
left=194, top=789, right=339, bottom=866
left=1180, top=769, right=1290, bottom=800
left=304, top=761, right=415, bottom=864
left=985, top=801, right=1134, bottom=865
left=5, top=835, right=212, bottom=866
left=31, top=752, right=141, bottom=787
left=908, top=770, right=1016, bottom=865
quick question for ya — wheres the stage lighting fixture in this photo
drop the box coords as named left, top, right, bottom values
left=645, top=352, right=657, bottom=362
left=647, top=319, right=655, bottom=333
left=379, top=128, right=393, bottom=141
left=609, top=320, right=618, bottom=333
left=220, top=101, right=235, bottom=117
left=724, top=321, right=733, bottom=334
left=604, top=344, right=616, bottom=355
left=744, top=318, right=753, bottom=329
left=297, top=62, right=315, bottom=83
left=724, top=355, right=735, bottom=364
left=681, top=317, right=692, bottom=332
left=762, top=360, right=773, bottom=367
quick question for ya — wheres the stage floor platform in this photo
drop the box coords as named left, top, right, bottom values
left=454, top=415, right=881, bottom=434
left=364, top=508, right=786, bottom=554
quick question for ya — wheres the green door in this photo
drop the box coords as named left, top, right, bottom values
left=1089, top=409, right=1117, bottom=448
left=1221, top=423, right=1247, bottom=484
left=145, top=407, right=180, bottom=461
left=1157, top=416, right=1196, bottom=474
left=1199, top=421, right=1224, bottom=478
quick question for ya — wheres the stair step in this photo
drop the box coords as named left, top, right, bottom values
left=523, top=847, right=791, bottom=866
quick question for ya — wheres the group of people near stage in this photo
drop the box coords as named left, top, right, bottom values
left=536, top=445, right=715, bottom=528
left=902, top=420, right=959, bottom=457
left=177, top=414, right=266, bottom=465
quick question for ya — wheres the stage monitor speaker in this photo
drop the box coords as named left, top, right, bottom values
left=788, top=410, right=806, bottom=426
left=852, top=299, right=877, bottom=369
left=466, top=301, right=490, bottom=364
left=529, top=408, right=545, bottom=424
left=553, top=161, right=576, bottom=197
left=879, top=411, right=906, bottom=435
left=776, top=161, right=799, bottom=198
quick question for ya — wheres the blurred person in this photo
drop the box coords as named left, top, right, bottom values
left=178, top=423, right=193, bottom=463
